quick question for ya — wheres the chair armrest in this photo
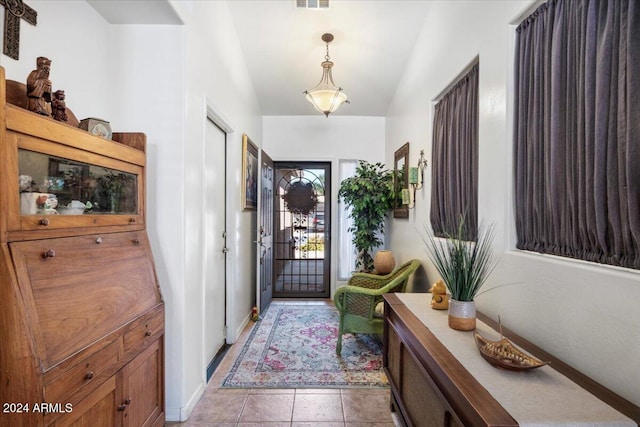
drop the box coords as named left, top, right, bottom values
left=348, top=274, right=388, bottom=289
left=334, top=273, right=409, bottom=311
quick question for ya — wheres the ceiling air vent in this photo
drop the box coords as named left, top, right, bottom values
left=296, top=0, right=329, bottom=9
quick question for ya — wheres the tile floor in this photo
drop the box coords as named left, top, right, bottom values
left=167, top=300, right=399, bottom=427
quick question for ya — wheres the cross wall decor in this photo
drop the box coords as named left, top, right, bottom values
left=1, top=0, right=37, bottom=60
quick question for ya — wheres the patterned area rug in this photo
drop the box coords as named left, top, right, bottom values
left=221, top=302, right=389, bottom=388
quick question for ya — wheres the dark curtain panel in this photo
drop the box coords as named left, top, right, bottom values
left=431, top=63, right=479, bottom=241
left=514, top=0, right=640, bottom=269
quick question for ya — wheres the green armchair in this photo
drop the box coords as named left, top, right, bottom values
left=334, top=259, right=421, bottom=355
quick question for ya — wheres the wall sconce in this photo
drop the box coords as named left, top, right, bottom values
left=408, top=150, right=427, bottom=208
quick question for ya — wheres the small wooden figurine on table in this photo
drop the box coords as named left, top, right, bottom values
left=51, top=89, right=68, bottom=122
left=26, top=56, right=52, bottom=116
left=430, top=279, right=449, bottom=310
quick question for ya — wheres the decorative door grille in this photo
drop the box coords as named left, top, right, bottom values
left=273, top=163, right=330, bottom=297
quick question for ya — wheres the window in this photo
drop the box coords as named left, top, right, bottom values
left=430, top=62, right=479, bottom=241
left=338, top=160, right=357, bottom=280
left=513, top=0, right=640, bottom=269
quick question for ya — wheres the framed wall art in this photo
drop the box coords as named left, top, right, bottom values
left=242, top=133, right=259, bottom=210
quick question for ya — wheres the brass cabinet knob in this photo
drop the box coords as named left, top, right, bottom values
left=117, top=404, right=126, bottom=411
left=95, top=237, right=103, bottom=244
left=85, top=371, right=94, bottom=380
left=129, top=217, right=136, bottom=223
left=39, top=218, right=49, bottom=226
left=132, top=239, right=140, bottom=245
left=145, top=330, right=152, bottom=337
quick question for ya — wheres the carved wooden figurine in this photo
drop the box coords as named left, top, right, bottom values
left=26, top=56, right=52, bottom=115
left=51, top=89, right=68, bottom=122
left=430, top=279, right=449, bottom=310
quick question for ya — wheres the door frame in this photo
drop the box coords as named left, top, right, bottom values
left=203, top=103, right=233, bottom=381
left=272, top=161, right=332, bottom=299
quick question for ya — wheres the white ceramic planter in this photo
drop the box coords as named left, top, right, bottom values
left=448, top=299, right=476, bottom=331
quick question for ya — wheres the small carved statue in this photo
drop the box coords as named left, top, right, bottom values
left=430, top=279, right=449, bottom=310
left=51, top=90, right=68, bottom=122
left=26, top=56, right=52, bottom=116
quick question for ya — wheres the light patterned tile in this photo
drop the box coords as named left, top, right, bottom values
left=293, top=423, right=345, bottom=427
left=188, top=393, right=247, bottom=423
left=248, top=388, right=296, bottom=394
left=239, top=393, right=294, bottom=422
left=295, top=388, right=341, bottom=394
left=292, top=393, right=343, bottom=422
left=342, top=393, right=393, bottom=423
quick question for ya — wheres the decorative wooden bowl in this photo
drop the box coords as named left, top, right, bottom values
left=474, top=331, right=549, bottom=371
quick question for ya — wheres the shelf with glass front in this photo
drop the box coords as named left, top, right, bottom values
left=19, top=150, right=138, bottom=216
left=2, top=96, right=145, bottom=236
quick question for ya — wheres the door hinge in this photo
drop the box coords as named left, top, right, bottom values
left=223, top=325, right=228, bottom=338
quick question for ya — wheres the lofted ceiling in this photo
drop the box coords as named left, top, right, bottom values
left=88, top=0, right=431, bottom=117
left=226, top=0, right=431, bottom=117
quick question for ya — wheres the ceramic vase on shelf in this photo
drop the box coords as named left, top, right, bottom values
left=448, top=299, right=476, bottom=331
left=373, top=250, right=395, bottom=275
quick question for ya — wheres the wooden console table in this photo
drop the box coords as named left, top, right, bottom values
left=383, top=293, right=639, bottom=427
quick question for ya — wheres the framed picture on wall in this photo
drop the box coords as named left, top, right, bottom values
left=242, top=133, right=259, bottom=210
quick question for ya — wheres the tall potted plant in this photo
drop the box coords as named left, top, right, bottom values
left=339, top=161, right=396, bottom=272
left=424, top=218, right=497, bottom=330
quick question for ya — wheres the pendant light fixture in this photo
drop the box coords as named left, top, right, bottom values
left=304, top=33, right=349, bottom=117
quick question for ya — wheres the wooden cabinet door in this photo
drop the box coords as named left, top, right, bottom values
left=118, top=340, right=163, bottom=427
left=50, top=377, right=116, bottom=427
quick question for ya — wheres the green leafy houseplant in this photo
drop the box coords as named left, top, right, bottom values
left=424, top=218, right=497, bottom=302
left=338, top=161, right=396, bottom=272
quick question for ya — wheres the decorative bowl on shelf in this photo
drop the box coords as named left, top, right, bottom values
left=474, top=330, right=549, bottom=371
left=57, top=200, right=87, bottom=215
left=57, top=206, right=85, bottom=215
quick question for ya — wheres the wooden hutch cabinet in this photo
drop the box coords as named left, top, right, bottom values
left=0, top=67, right=164, bottom=427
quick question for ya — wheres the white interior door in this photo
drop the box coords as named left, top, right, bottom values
left=204, top=118, right=227, bottom=377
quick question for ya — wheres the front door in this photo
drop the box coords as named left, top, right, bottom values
left=258, top=151, right=274, bottom=313
left=273, top=162, right=331, bottom=298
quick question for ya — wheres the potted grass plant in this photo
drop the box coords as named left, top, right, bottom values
left=424, top=218, right=497, bottom=330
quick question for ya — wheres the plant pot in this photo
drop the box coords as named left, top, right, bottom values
left=448, top=299, right=476, bottom=331
left=374, top=250, right=395, bottom=274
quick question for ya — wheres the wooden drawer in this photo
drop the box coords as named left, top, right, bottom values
left=46, top=376, right=117, bottom=427
left=123, top=306, right=164, bottom=354
left=9, top=231, right=161, bottom=368
left=44, top=340, right=120, bottom=406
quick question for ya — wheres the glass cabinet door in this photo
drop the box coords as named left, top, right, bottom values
left=18, top=149, right=138, bottom=216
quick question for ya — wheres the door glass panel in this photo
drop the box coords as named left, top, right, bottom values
left=18, top=149, right=137, bottom=215
left=274, top=163, right=330, bottom=298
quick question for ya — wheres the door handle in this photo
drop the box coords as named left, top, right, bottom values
left=222, top=247, right=229, bottom=254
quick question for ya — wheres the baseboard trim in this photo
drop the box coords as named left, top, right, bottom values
left=164, top=381, right=205, bottom=422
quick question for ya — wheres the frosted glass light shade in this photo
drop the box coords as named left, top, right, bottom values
left=305, top=89, right=348, bottom=117
left=304, top=59, right=349, bottom=117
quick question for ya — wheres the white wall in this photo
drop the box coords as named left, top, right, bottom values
left=0, top=1, right=111, bottom=118
left=263, top=115, right=386, bottom=292
left=168, top=1, right=262, bottom=420
left=106, top=24, right=188, bottom=422
left=386, top=0, right=640, bottom=407
left=1, top=1, right=262, bottom=422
